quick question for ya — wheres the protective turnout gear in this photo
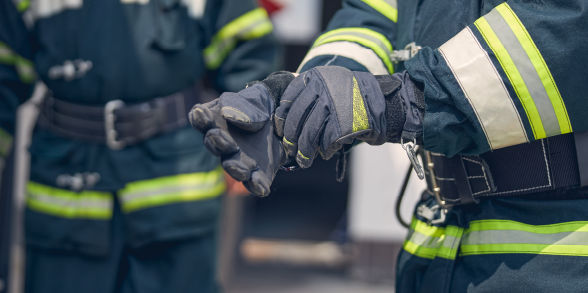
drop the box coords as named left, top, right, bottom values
left=191, top=67, right=425, bottom=193
left=295, top=1, right=588, bottom=292
left=0, top=0, right=278, bottom=291
left=275, top=66, right=424, bottom=168
left=274, top=66, right=386, bottom=168
left=190, top=72, right=295, bottom=196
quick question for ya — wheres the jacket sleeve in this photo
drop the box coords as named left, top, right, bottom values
left=203, top=0, right=279, bottom=92
left=0, top=0, right=35, bottom=157
left=405, top=1, right=588, bottom=156
left=298, top=0, right=398, bottom=75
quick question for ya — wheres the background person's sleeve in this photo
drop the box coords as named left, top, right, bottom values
left=203, top=0, right=280, bottom=93
left=0, top=0, right=36, bottom=158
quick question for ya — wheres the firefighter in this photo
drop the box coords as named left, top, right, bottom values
left=0, top=0, right=278, bottom=292
left=191, top=0, right=588, bottom=292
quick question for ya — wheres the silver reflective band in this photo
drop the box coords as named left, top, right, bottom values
left=180, top=0, right=207, bottom=19
left=463, top=229, right=588, bottom=246
left=317, top=30, right=394, bottom=62
left=297, top=42, right=389, bottom=74
left=28, top=192, right=112, bottom=210
left=439, top=27, right=528, bottom=150
left=120, top=181, right=221, bottom=204
left=483, top=9, right=560, bottom=137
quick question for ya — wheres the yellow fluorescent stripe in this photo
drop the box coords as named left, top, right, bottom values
left=496, top=3, right=571, bottom=134
left=403, top=240, right=437, bottom=259
left=351, top=78, right=369, bottom=132
left=283, top=137, right=295, bottom=146
left=0, top=128, right=13, bottom=156
left=467, top=219, right=588, bottom=234
left=215, top=8, right=270, bottom=41
left=361, top=0, right=398, bottom=22
left=297, top=150, right=310, bottom=160
left=460, top=243, right=588, bottom=257
left=0, top=42, right=18, bottom=64
left=241, top=21, right=273, bottom=40
left=314, top=35, right=394, bottom=74
left=17, top=0, right=30, bottom=11
left=121, top=181, right=225, bottom=212
left=26, top=182, right=112, bottom=220
left=412, top=218, right=445, bottom=238
left=475, top=17, right=545, bottom=139
left=120, top=167, right=224, bottom=196
left=204, top=8, right=273, bottom=69
left=16, top=57, right=35, bottom=83
left=315, top=28, right=393, bottom=52
left=0, top=42, right=36, bottom=83
left=405, top=219, right=464, bottom=260
left=439, top=27, right=528, bottom=149
left=27, top=182, right=111, bottom=201
left=26, top=197, right=112, bottom=219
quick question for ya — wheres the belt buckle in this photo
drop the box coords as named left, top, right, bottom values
left=424, top=151, right=455, bottom=210
left=104, top=100, right=126, bottom=150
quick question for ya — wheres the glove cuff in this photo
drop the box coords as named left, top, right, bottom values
left=257, top=71, right=296, bottom=104
left=377, top=72, right=425, bottom=144
left=376, top=74, right=405, bottom=143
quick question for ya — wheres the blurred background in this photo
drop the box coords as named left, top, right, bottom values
left=3, top=0, right=426, bottom=292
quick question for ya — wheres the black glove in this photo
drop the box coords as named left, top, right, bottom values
left=189, top=72, right=295, bottom=196
left=274, top=66, right=424, bottom=169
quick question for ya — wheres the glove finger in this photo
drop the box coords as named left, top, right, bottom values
left=320, top=118, right=345, bottom=160
left=203, top=128, right=239, bottom=156
left=220, top=85, right=272, bottom=132
left=221, top=151, right=258, bottom=182
left=189, top=101, right=218, bottom=132
left=281, top=88, right=320, bottom=158
left=274, top=75, right=307, bottom=137
left=295, top=99, right=329, bottom=169
left=244, top=170, right=272, bottom=197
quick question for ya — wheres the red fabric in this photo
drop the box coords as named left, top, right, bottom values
left=258, top=0, right=284, bottom=15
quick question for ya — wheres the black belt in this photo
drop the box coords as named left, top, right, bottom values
left=422, top=133, right=588, bottom=208
left=38, top=87, right=199, bottom=149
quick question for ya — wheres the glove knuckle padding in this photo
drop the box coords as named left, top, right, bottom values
left=221, top=151, right=258, bottom=181
left=189, top=104, right=215, bottom=132
left=246, top=170, right=273, bottom=197
left=219, top=84, right=273, bottom=132
left=203, top=128, right=239, bottom=156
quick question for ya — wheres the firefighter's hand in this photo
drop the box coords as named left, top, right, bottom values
left=188, top=72, right=295, bottom=197
left=273, top=66, right=425, bottom=169
left=273, top=66, right=388, bottom=168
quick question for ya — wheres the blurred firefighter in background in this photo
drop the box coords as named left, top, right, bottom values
left=0, top=0, right=278, bottom=292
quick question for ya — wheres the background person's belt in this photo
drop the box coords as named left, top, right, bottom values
left=423, top=133, right=588, bottom=208
left=38, top=87, right=199, bottom=149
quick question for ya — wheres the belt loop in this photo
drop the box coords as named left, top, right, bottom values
left=574, top=131, right=588, bottom=187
